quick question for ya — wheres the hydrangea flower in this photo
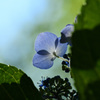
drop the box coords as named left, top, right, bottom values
left=39, top=77, right=50, bottom=89
left=39, top=76, right=78, bottom=100
left=60, top=24, right=74, bottom=45
left=33, top=32, right=68, bottom=69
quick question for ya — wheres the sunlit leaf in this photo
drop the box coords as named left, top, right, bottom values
left=75, top=0, right=100, bottom=30
left=0, top=63, right=43, bottom=100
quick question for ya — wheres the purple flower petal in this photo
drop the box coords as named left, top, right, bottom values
left=56, top=37, right=68, bottom=57
left=61, top=24, right=74, bottom=37
left=60, top=24, right=74, bottom=44
left=33, top=53, right=55, bottom=69
left=35, top=32, right=57, bottom=54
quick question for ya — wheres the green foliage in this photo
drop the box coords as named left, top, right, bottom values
left=0, top=63, right=43, bottom=100
left=72, top=0, right=100, bottom=100
left=76, top=0, right=100, bottom=30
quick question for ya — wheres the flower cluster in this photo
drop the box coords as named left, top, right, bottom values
left=39, top=76, right=79, bottom=100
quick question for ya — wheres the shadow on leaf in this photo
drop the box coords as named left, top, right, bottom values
left=0, top=74, right=43, bottom=100
left=85, top=80, right=100, bottom=100
left=72, top=24, right=100, bottom=70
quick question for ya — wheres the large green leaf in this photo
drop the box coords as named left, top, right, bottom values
left=71, top=0, right=100, bottom=100
left=75, top=0, right=100, bottom=30
left=0, top=63, right=43, bottom=100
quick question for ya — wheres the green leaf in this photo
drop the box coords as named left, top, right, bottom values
left=75, top=0, right=100, bottom=30
left=0, top=63, right=43, bottom=100
left=71, top=0, right=100, bottom=100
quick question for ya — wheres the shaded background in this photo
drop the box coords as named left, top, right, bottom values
left=0, top=0, right=85, bottom=88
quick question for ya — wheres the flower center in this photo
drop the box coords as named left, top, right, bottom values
left=53, top=52, right=59, bottom=58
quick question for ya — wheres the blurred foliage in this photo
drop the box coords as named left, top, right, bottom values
left=32, top=0, right=85, bottom=37
left=0, top=63, right=43, bottom=100
left=72, top=0, right=100, bottom=100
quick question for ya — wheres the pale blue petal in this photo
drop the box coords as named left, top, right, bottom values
left=61, top=24, right=74, bottom=37
left=60, top=24, right=74, bottom=44
left=56, top=37, right=68, bottom=57
left=35, top=32, right=57, bottom=53
left=33, top=53, right=55, bottom=69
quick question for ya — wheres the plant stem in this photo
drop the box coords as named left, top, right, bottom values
left=53, top=52, right=69, bottom=62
